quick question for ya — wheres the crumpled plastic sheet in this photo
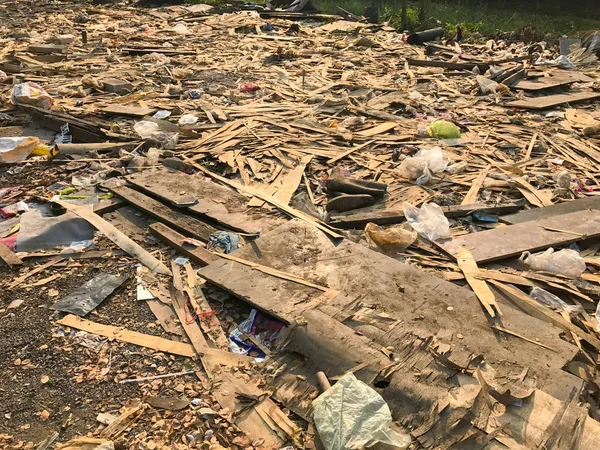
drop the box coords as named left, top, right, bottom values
left=520, top=247, right=586, bottom=278
left=313, top=373, right=411, bottom=450
left=228, top=309, right=284, bottom=360
left=403, top=202, right=451, bottom=242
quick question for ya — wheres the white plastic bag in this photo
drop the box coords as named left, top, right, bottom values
left=520, top=248, right=586, bottom=278
left=134, top=121, right=160, bottom=139
left=530, top=287, right=583, bottom=316
left=0, top=136, right=40, bottom=163
left=11, top=82, right=53, bottom=110
left=313, top=373, right=411, bottom=450
left=403, top=202, right=451, bottom=241
left=416, top=146, right=448, bottom=173
left=178, top=114, right=198, bottom=125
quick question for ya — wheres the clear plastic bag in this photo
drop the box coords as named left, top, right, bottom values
left=365, top=222, right=417, bottom=254
left=396, top=157, right=427, bottom=181
left=530, top=287, right=583, bottom=316
left=416, top=146, right=448, bottom=173
left=403, top=202, right=451, bottom=241
left=313, top=373, right=411, bottom=450
left=520, top=248, right=586, bottom=278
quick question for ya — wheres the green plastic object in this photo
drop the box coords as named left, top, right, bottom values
left=427, top=120, right=461, bottom=139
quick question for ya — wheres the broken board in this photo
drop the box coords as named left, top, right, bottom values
left=199, top=219, right=580, bottom=401
left=437, top=209, right=600, bottom=263
left=506, top=92, right=600, bottom=110
left=127, top=169, right=285, bottom=234
left=501, top=196, right=600, bottom=224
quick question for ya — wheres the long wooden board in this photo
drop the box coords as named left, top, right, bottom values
left=109, top=185, right=219, bottom=242
left=502, top=196, right=600, bottom=225
left=329, top=203, right=521, bottom=229
left=149, top=222, right=219, bottom=266
left=57, top=315, right=253, bottom=366
left=436, top=209, right=600, bottom=263
left=506, top=92, right=600, bottom=110
left=55, top=201, right=171, bottom=275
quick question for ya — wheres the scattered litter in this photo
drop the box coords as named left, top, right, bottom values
left=520, top=248, right=586, bottom=278
left=365, top=222, right=417, bottom=253
left=207, top=231, right=240, bottom=254
left=403, top=202, right=451, bottom=241
left=313, top=373, right=411, bottom=450
left=530, top=287, right=583, bottom=315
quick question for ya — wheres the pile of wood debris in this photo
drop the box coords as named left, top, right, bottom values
left=3, top=1, right=600, bottom=449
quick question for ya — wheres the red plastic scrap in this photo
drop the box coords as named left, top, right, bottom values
left=240, top=82, right=260, bottom=92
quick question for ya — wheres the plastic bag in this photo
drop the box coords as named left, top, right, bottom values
left=403, top=202, right=451, bottom=241
left=427, top=120, right=461, bottom=139
left=520, top=248, right=586, bottom=278
left=11, top=82, right=53, bottom=110
left=530, top=287, right=583, bottom=316
left=396, top=157, right=427, bottom=181
left=134, top=121, right=160, bottom=139
left=416, top=146, right=448, bottom=173
left=313, top=373, right=411, bottom=450
left=477, top=75, right=499, bottom=94
left=447, top=161, right=468, bottom=174
left=178, top=114, right=198, bottom=125
left=172, top=23, right=190, bottom=35
left=365, top=222, right=417, bottom=254
left=0, top=136, right=40, bottom=163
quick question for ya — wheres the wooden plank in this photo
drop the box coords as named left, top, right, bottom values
left=109, top=185, right=219, bottom=242
left=273, top=155, right=313, bottom=205
left=506, top=92, right=600, bottom=110
left=128, top=169, right=285, bottom=235
left=55, top=200, right=171, bottom=275
left=489, top=280, right=600, bottom=352
left=58, top=314, right=196, bottom=357
left=329, top=203, right=521, bottom=229
left=512, top=176, right=553, bottom=207
left=457, top=247, right=501, bottom=317
left=0, top=241, right=22, bottom=267
left=57, top=314, right=253, bottom=365
left=461, top=165, right=490, bottom=205
left=502, top=197, right=600, bottom=225
left=511, top=79, right=575, bottom=91
left=93, top=199, right=125, bottom=215
left=148, top=222, right=219, bottom=266
left=357, top=121, right=398, bottom=137
left=327, top=140, right=375, bottom=165
left=170, top=262, right=219, bottom=378
left=436, top=209, right=600, bottom=263
left=103, top=105, right=157, bottom=117
left=407, top=58, right=489, bottom=72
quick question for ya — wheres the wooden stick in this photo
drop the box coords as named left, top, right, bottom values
left=490, top=325, right=556, bottom=352
left=461, top=165, right=490, bottom=205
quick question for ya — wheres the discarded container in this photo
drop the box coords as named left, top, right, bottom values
left=403, top=202, right=451, bottom=241
left=365, top=222, right=417, bottom=253
left=406, top=27, right=444, bottom=45
left=530, top=287, right=583, bottom=316
left=0, top=136, right=40, bottom=163
left=313, top=373, right=411, bottom=450
left=520, top=248, right=586, bottom=278
left=427, top=120, right=461, bottom=139
left=11, top=82, right=53, bottom=110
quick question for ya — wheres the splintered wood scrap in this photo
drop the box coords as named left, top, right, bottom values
left=489, top=280, right=600, bottom=351
left=522, top=132, right=538, bottom=161
left=0, top=241, right=22, bottom=267
left=461, top=164, right=490, bottom=205
left=8, top=256, right=63, bottom=289
left=456, top=247, right=502, bottom=317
